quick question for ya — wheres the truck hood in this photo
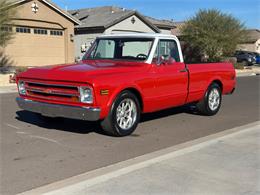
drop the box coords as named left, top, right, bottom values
left=18, top=60, right=149, bottom=83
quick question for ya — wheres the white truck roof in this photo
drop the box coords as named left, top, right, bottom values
left=98, top=33, right=178, bottom=39
left=96, top=33, right=183, bottom=63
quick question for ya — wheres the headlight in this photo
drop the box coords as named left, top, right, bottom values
left=18, top=81, right=26, bottom=95
left=79, top=87, right=93, bottom=103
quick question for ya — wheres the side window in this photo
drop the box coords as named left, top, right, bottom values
left=153, top=39, right=180, bottom=64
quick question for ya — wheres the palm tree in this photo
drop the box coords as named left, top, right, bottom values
left=0, top=0, right=16, bottom=70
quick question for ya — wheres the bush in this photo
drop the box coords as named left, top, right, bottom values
left=181, top=41, right=203, bottom=63
left=0, top=50, right=14, bottom=73
left=15, top=66, right=28, bottom=74
left=221, top=57, right=237, bottom=64
left=233, top=63, right=244, bottom=70
left=181, top=9, right=246, bottom=62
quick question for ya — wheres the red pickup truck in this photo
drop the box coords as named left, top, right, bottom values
left=16, top=33, right=236, bottom=136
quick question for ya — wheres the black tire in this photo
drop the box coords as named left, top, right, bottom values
left=196, top=83, right=222, bottom=116
left=101, top=90, right=141, bottom=137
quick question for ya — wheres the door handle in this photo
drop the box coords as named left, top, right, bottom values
left=179, top=68, right=187, bottom=73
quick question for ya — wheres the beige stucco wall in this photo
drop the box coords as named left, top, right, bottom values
left=4, top=0, right=75, bottom=66
left=105, top=15, right=157, bottom=34
left=159, top=29, right=171, bottom=35
left=237, top=39, right=260, bottom=53
left=74, top=15, right=158, bottom=59
left=74, top=32, right=103, bottom=60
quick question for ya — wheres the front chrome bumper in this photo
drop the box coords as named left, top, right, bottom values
left=16, top=97, right=100, bottom=121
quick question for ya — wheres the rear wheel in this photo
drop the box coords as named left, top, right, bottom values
left=101, top=91, right=141, bottom=136
left=196, top=83, right=222, bottom=116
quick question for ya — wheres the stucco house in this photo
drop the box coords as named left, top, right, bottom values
left=237, top=29, right=260, bottom=53
left=145, top=16, right=176, bottom=35
left=4, top=0, right=80, bottom=67
left=69, top=6, right=175, bottom=60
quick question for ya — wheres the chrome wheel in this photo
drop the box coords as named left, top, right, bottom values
left=208, top=88, right=220, bottom=111
left=116, top=98, right=137, bottom=130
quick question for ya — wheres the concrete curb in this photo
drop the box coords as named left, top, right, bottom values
left=236, top=72, right=258, bottom=77
left=18, top=121, right=260, bottom=195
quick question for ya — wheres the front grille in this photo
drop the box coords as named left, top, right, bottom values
left=24, top=81, right=80, bottom=102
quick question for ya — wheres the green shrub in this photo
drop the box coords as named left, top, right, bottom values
left=181, top=9, right=246, bottom=62
left=221, top=57, right=237, bottom=64
left=15, top=66, right=28, bottom=74
left=233, top=63, right=244, bottom=70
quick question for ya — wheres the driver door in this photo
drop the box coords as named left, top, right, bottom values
left=152, top=39, right=188, bottom=109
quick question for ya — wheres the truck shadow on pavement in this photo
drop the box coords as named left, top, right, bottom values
left=15, top=104, right=200, bottom=136
left=15, top=110, right=105, bottom=135
left=141, top=104, right=199, bottom=122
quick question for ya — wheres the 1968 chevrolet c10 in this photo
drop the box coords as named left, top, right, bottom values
left=16, top=33, right=236, bottom=136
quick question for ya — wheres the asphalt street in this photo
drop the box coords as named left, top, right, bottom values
left=0, top=76, right=259, bottom=195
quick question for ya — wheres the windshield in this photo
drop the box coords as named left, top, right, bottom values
left=83, top=37, right=154, bottom=61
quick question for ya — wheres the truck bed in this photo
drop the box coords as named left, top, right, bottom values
left=186, top=62, right=236, bottom=103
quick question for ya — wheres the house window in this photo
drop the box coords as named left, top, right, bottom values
left=1, top=26, right=12, bottom=32
left=16, top=27, right=31, bottom=33
left=50, top=30, right=63, bottom=36
left=34, top=28, right=48, bottom=35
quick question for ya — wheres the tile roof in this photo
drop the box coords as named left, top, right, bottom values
left=245, top=29, right=260, bottom=43
left=145, top=16, right=175, bottom=29
left=69, top=6, right=174, bottom=31
left=69, top=6, right=134, bottom=29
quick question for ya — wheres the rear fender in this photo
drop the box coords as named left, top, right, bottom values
left=200, top=77, right=223, bottom=98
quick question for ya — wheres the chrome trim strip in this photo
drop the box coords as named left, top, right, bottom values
left=25, top=81, right=78, bottom=88
left=27, top=88, right=78, bottom=97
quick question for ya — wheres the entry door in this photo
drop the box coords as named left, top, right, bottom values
left=152, top=39, right=188, bottom=109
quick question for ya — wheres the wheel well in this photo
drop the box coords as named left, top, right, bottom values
left=212, top=80, right=223, bottom=92
left=123, top=88, right=143, bottom=111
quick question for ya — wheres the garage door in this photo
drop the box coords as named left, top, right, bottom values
left=6, top=26, right=65, bottom=67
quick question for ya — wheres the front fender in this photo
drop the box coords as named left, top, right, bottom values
left=98, top=84, right=144, bottom=119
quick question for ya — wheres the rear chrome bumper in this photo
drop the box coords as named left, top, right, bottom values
left=16, top=97, right=100, bottom=121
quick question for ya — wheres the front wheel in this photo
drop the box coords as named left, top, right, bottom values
left=101, top=91, right=141, bottom=136
left=196, top=83, right=222, bottom=116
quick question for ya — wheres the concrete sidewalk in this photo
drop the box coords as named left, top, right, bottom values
left=20, top=121, right=260, bottom=195
left=0, top=84, right=16, bottom=94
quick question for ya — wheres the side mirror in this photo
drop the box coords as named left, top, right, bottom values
left=157, top=55, right=167, bottom=65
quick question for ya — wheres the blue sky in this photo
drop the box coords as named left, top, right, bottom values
left=53, top=0, right=260, bottom=29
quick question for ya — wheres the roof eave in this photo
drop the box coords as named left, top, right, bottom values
left=155, top=24, right=176, bottom=30
left=7, top=0, right=81, bottom=25
left=134, top=11, right=161, bottom=33
left=103, top=11, right=160, bottom=33
left=42, top=0, right=81, bottom=25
